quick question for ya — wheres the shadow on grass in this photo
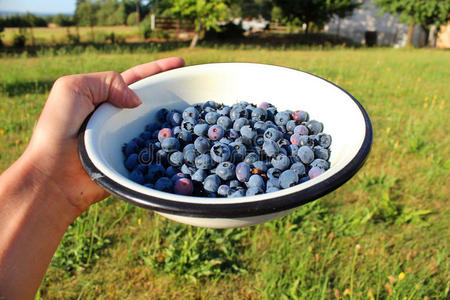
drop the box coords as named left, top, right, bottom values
left=0, top=33, right=360, bottom=57
left=0, top=80, right=54, bottom=97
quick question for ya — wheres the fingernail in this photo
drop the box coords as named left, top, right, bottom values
left=128, top=89, right=142, bottom=106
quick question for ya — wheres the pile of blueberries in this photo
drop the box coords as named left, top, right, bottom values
left=122, top=101, right=332, bottom=197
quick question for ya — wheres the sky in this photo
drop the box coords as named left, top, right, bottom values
left=0, top=0, right=76, bottom=14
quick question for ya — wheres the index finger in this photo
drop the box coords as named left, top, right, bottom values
left=121, top=57, right=185, bottom=85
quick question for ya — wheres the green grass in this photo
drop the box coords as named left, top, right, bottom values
left=0, top=47, right=449, bottom=299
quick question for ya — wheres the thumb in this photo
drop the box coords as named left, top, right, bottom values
left=34, top=71, right=142, bottom=142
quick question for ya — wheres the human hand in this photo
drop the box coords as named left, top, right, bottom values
left=25, top=57, right=185, bottom=215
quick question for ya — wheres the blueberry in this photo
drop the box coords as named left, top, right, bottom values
left=195, top=154, right=213, bottom=170
left=277, top=138, right=289, bottom=148
left=229, top=142, right=246, bottom=163
left=299, top=176, right=310, bottom=184
left=315, top=133, right=332, bottom=148
left=279, top=170, right=299, bottom=189
left=313, top=146, right=330, bottom=160
left=286, top=120, right=297, bottom=133
left=124, top=141, right=139, bottom=156
left=194, top=136, right=211, bottom=154
left=274, top=111, right=290, bottom=126
left=167, top=110, right=182, bottom=126
left=145, top=164, right=165, bottom=183
left=298, top=135, right=315, bottom=147
left=130, top=168, right=145, bottom=184
left=216, top=162, right=236, bottom=181
left=181, top=117, right=198, bottom=132
left=311, top=159, right=330, bottom=170
left=235, top=136, right=252, bottom=147
left=306, top=120, right=323, bottom=135
left=171, top=172, right=187, bottom=183
left=154, top=177, right=173, bottom=192
left=263, top=140, right=280, bottom=157
left=297, top=146, right=314, bottom=164
left=258, top=102, right=270, bottom=109
left=290, top=162, right=306, bottom=176
left=161, top=137, right=180, bottom=153
left=292, top=110, right=308, bottom=122
left=240, top=125, right=256, bottom=139
left=144, top=183, right=154, bottom=189
left=208, top=125, right=225, bottom=141
left=145, top=122, right=161, bottom=132
left=203, top=174, right=221, bottom=193
left=218, top=184, right=231, bottom=197
left=193, top=123, right=209, bottom=136
left=271, top=154, right=291, bottom=171
left=156, top=108, right=169, bottom=123
left=140, top=131, right=152, bottom=140
left=230, top=106, right=248, bottom=121
left=253, top=122, right=268, bottom=136
left=169, top=151, right=184, bottom=167
left=290, top=133, right=301, bottom=146
left=192, top=169, right=207, bottom=182
left=125, top=153, right=139, bottom=171
left=308, top=166, right=325, bottom=179
left=229, top=180, right=241, bottom=189
left=251, top=107, right=267, bottom=121
left=210, top=143, right=231, bottom=163
left=166, top=166, right=180, bottom=178
left=228, top=189, right=245, bottom=198
left=219, top=137, right=232, bottom=144
left=176, top=130, right=193, bottom=144
left=264, top=127, right=283, bottom=142
left=205, top=111, right=220, bottom=125
left=294, top=125, right=309, bottom=135
left=232, top=117, right=249, bottom=131
left=246, top=187, right=264, bottom=196
left=246, top=174, right=265, bottom=189
left=217, top=106, right=231, bottom=116
left=181, top=164, right=197, bottom=176
left=267, top=167, right=281, bottom=180
left=244, top=152, right=259, bottom=165
left=267, top=178, right=280, bottom=188
left=217, top=116, right=232, bottom=130
left=183, top=148, right=196, bottom=166
left=225, top=128, right=240, bottom=139
left=174, top=178, right=194, bottom=195
left=202, top=100, right=218, bottom=109
left=173, top=126, right=182, bottom=136
left=252, top=160, right=268, bottom=173
left=155, top=149, right=168, bottom=165
left=182, top=106, right=199, bottom=120
left=287, top=144, right=299, bottom=157
left=236, top=162, right=251, bottom=182
left=266, top=187, right=280, bottom=193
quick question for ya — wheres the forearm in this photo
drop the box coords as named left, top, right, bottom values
left=0, top=150, right=81, bottom=300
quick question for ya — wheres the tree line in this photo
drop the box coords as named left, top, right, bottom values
left=1, top=0, right=448, bottom=47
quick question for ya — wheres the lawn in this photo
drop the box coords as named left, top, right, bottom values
left=0, top=47, right=448, bottom=299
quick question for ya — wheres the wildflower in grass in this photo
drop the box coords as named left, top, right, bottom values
left=388, top=275, right=397, bottom=283
left=386, top=127, right=391, bottom=135
left=385, top=283, right=393, bottom=295
left=344, top=288, right=351, bottom=296
left=334, top=289, right=341, bottom=298
left=138, top=218, right=142, bottom=225
left=424, top=102, right=429, bottom=108
left=0, top=129, right=4, bottom=135
left=398, top=272, right=405, bottom=281
left=439, top=100, right=445, bottom=110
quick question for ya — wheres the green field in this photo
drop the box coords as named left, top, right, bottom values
left=0, top=47, right=449, bottom=299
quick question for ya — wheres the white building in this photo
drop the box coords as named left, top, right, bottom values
left=324, top=0, right=426, bottom=47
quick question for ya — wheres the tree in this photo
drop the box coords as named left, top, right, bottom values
left=376, top=0, right=449, bottom=47
left=75, top=0, right=100, bottom=28
left=164, top=0, right=229, bottom=48
left=53, top=14, right=75, bottom=27
left=275, top=0, right=360, bottom=34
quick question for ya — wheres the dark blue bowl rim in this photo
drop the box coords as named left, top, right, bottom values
left=77, top=63, right=373, bottom=218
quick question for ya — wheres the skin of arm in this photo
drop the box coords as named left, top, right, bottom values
left=0, top=57, right=185, bottom=299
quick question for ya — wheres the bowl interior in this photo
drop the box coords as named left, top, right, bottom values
left=84, top=63, right=367, bottom=205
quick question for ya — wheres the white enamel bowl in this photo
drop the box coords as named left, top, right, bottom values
left=78, top=63, right=372, bottom=228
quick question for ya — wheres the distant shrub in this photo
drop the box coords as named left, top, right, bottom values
left=140, top=15, right=152, bottom=39
left=204, top=21, right=244, bottom=40
left=127, top=12, right=137, bottom=26
left=13, top=34, right=26, bottom=47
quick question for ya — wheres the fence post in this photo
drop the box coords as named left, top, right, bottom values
left=151, top=14, right=155, bottom=30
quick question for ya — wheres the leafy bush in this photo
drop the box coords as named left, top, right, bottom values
left=126, top=12, right=137, bottom=26
left=13, top=34, right=26, bottom=47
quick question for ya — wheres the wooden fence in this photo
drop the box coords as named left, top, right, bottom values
left=154, top=17, right=195, bottom=31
